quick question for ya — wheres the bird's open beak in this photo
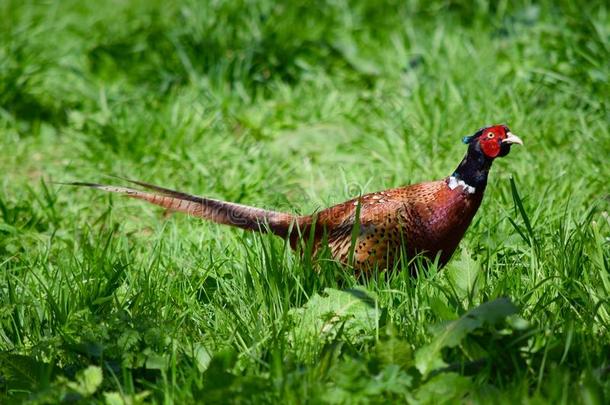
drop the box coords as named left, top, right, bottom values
left=503, top=132, right=523, bottom=146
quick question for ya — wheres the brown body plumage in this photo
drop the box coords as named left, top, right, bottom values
left=67, top=125, right=522, bottom=273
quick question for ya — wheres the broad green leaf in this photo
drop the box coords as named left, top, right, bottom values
left=194, top=343, right=213, bottom=372
left=290, top=288, right=379, bottom=344
left=0, top=353, right=53, bottom=390
left=374, top=324, right=414, bottom=369
left=67, top=365, right=103, bottom=396
left=104, top=390, right=151, bottom=405
left=414, top=372, right=472, bottom=404
left=145, top=352, right=167, bottom=370
left=104, top=392, right=124, bottom=405
left=445, top=248, right=483, bottom=301
left=415, top=298, right=518, bottom=376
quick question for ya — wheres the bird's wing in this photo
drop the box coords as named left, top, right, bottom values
left=316, top=181, right=447, bottom=268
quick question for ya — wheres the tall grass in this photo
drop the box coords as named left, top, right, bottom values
left=1, top=0, right=609, bottom=403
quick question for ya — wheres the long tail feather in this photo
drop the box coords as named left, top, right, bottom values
left=61, top=181, right=299, bottom=238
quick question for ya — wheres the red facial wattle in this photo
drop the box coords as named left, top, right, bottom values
left=480, top=136, right=502, bottom=158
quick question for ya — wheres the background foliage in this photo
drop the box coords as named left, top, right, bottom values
left=0, top=0, right=609, bottom=403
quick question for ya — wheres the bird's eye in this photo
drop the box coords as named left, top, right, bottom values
left=486, top=132, right=495, bottom=139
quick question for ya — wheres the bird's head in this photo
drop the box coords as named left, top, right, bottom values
left=462, top=125, right=523, bottom=159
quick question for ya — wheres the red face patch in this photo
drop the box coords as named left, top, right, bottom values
left=478, top=126, right=507, bottom=158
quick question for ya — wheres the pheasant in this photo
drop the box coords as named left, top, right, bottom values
left=66, top=125, right=522, bottom=273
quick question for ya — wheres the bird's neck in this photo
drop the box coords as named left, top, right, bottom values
left=451, top=146, right=493, bottom=193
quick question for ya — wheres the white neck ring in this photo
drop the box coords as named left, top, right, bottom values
left=448, top=176, right=476, bottom=194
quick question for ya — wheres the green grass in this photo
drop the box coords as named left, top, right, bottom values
left=1, top=0, right=609, bottom=403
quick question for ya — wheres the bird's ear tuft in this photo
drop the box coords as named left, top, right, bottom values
left=462, top=127, right=487, bottom=144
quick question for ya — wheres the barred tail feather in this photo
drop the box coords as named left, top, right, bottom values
left=63, top=180, right=298, bottom=238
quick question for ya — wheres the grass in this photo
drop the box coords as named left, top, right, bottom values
left=0, top=0, right=609, bottom=403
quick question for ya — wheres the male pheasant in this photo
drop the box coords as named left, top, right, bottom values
left=67, top=125, right=522, bottom=272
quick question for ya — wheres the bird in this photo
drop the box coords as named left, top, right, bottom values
left=65, top=125, right=522, bottom=273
